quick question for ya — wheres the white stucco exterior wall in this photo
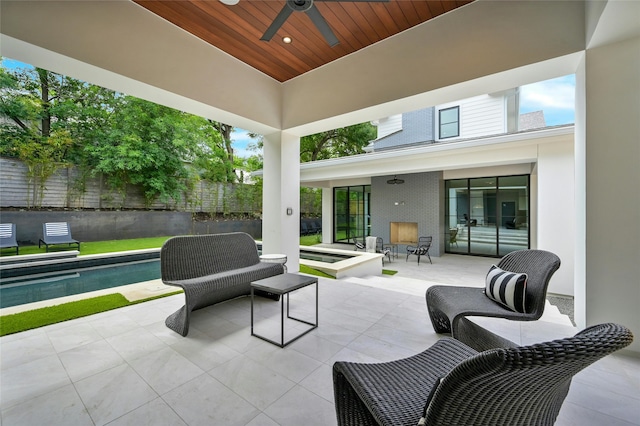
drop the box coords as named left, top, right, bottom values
left=584, top=36, right=640, bottom=352
left=537, top=141, right=576, bottom=296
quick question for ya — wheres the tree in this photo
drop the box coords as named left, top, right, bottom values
left=208, top=121, right=236, bottom=182
left=0, top=61, right=78, bottom=206
left=0, top=59, right=240, bottom=206
left=299, top=122, right=376, bottom=162
left=82, top=96, right=202, bottom=205
left=192, top=121, right=238, bottom=183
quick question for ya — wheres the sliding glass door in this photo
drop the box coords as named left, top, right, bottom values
left=445, top=175, right=529, bottom=256
left=333, top=185, right=371, bottom=244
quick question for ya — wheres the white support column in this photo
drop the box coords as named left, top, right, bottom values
left=574, top=55, right=587, bottom=329
left=584, top=36, right=640, bottom=353
left=262, top=131, right=301, bottom=272
left=322, top=187, right=333, bottom=244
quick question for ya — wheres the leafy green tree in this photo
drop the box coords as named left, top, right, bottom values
left=300, top=122, right=376, bottom=162
left=0, top=60, right=79, bottom=206
left=83, top=96, right=202, bottom=205
left=191, top=121, right=236, bottom=183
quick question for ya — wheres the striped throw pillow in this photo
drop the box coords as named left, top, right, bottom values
left=485, top=265, right=528, bottom=313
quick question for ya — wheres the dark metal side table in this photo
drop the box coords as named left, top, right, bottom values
left=250, top=273, right=318, bottom=348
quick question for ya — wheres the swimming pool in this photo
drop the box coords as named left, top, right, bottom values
left=0, top=248, right=359, bottom=308
left=0, top=259, right=160, bottom=309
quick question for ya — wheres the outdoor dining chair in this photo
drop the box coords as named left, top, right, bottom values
left=406, top=236, right=432, bottom=265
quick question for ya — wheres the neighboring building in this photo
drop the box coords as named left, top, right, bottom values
left=300, top=84, right=575, bottom=296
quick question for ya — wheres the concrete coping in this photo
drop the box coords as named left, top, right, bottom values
left=0, top=248, right=160, bottom=272
left=0, top=250, right=79, bottom=266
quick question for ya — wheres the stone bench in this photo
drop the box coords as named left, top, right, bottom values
left=160, top=232, right=284, bottom=336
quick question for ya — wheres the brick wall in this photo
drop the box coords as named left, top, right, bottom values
left=371, top=171, right=442, bottom=256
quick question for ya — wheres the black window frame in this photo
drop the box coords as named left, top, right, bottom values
left=439, top=106, right=460, bottom=139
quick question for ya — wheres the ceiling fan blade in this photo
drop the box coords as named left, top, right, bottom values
left=306, top=4, right=339, bottom=47
left=261, top=4, right=294, bottom=41
left=317, top=0, right=389, bottom=2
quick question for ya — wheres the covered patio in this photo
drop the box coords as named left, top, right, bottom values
left=1, top=1, right=638, bottom=352
left=1, top=0, right=639, bottom=424
left=1, top=254, right=638, bottom=425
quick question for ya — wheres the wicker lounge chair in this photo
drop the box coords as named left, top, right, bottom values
left=38, top=222, right=80, bottom=252
left=426, top=249, right=560, bottom=345
left=333, top=322, right=633, bottom=426
left=0, top=223, right=19, bottom=255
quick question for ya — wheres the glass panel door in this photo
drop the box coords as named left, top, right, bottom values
left=349, top=186, right=365, bottom=243
left=333, top=185, right=371, bottom=244
left=445, top=179, right=468, bottom=254
left=497, top=175, right=530, bottom=256
left=445, top=175, right=530, bottom=257
left=334, top=187, right=349, bottom=243
left=469, top=177, right=497, bottom=256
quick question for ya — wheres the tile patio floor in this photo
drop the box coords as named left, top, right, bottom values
left=1, top=253, right=638, bottom=425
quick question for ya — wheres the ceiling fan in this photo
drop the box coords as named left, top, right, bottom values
left=258, top=0, right=389, bottom=47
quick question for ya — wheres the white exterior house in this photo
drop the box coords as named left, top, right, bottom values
left=301, top=88, right=576, bottom=297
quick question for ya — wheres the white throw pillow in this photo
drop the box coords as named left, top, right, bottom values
left=485, top=265, right=528, bottom=313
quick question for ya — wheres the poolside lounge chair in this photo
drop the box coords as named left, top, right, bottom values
left=426, top=249, right=560, bottom=349
left=39, top=222, right=80, bottom=252
left=0, top=223, right=19, bottom=255
left=333, top=322, right=633, bottom=426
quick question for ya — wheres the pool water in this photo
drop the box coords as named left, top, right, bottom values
left=0, top=249, right=355, bottom=308
left=299, top=249, right=351, bottom=263
left=0, top=259, right=160, bottom=309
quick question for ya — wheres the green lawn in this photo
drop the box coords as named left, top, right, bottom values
left=2, top=236, right=173, bottom=257
left=0, top=292, right=182, bottom=336
left=2, top=234, right=324, bottom=257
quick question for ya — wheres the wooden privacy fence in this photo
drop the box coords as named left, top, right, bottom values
left=0, top=157, right=320, bottom=216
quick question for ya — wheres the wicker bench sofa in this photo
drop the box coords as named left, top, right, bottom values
left=161, top=232, right=285, bottom=336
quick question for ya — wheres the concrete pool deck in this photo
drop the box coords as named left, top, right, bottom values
left=1, top=251, right=637, bottom=426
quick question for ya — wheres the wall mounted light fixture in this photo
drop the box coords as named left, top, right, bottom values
left=387, top=175, right=405, bottom=185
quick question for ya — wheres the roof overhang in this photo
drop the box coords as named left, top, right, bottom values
left=297, top=126, right=574, bottom=187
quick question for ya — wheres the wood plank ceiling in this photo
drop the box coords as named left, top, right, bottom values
left=134, top=0, right=474, bottom=82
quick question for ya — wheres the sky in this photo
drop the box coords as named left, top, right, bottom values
left=2, top=58, right=575, bottom=156
left=519, top=74, right=576, bottom=126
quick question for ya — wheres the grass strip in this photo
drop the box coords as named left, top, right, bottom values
left=2, top=236, right=173, bottom=257
left=382, top=269, right=398, bottom=275
left=0, top=291, right=182, bottom=337
left=299, top=264, right=334, bottom=279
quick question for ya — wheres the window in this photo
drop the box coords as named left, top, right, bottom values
left=333, top=185, right=371, bottom=244
left=445, top=175, right=529, bottom=257
left=439, top=106, right=459, bottom=139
